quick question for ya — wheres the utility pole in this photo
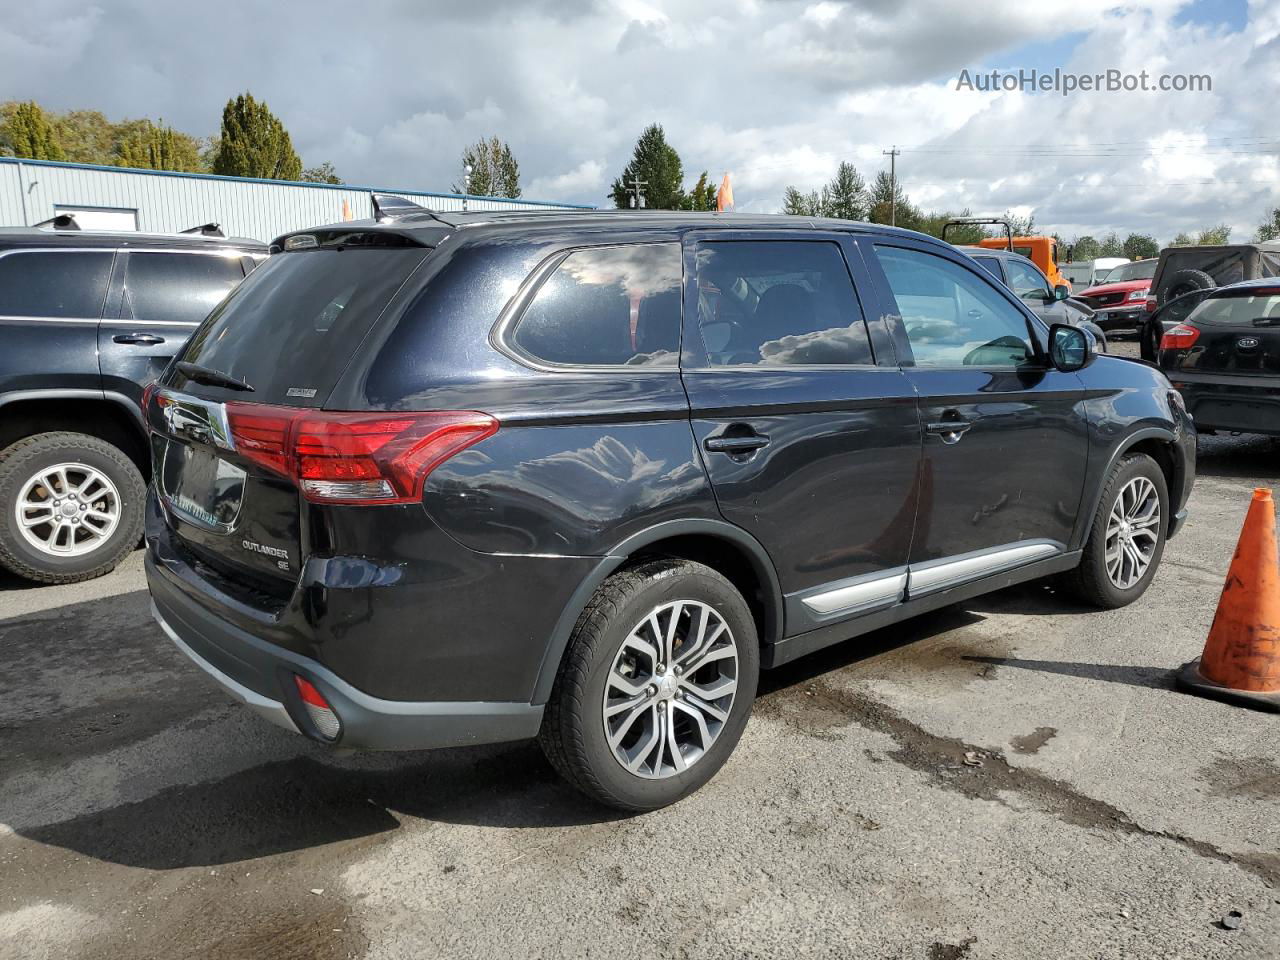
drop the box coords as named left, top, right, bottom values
left=882, top=145, right=901, bottom=226
left=628, top=176, right=647, bottom=209
left=462, top=162, right=472, bottom=213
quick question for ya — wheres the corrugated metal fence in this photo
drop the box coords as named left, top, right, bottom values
left=0, top=157, right=592, bottom=242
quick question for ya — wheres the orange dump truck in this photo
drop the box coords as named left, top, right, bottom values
left=943, top=219, right=1071, bottom=291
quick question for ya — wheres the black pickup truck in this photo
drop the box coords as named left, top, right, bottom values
left=0, top=224, right=265, bottom=583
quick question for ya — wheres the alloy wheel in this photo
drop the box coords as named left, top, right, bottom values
left=1105, top=476, right=1161, bottom=589
left=15, top=462, right=122, bottom=558
left=602, top=599, right=739, bottom=780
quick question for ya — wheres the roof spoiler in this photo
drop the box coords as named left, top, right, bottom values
left=33, top=213, right=81, bottom=231
left=371, top=193, right=446, bottom=223
left=180, top=222, right=226, bottom=238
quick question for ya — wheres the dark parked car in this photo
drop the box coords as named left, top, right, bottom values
left=968, top=248, right=1108, bottom=348
left=144, top=209, right=1194, bottom=811
left=1154, top=278, right=1280, bottom=437
left=0, top=224, right=266, bottom=583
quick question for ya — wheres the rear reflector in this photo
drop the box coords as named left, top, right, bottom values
left=1160, top=324, right=1201, bottom=350
left=294, top=675, right=342, bottom=740
left=224, top=405, right=498, bottom=504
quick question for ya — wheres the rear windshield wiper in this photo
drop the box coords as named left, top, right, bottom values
left=1251, top=317, right=1280, bottom=327
left=175, top=361, right=255, bottom=392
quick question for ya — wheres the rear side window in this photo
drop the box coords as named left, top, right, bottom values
left=0, top=250, right=112, bottom=318
left=178, top=244, right=430, bottom=405
left=876, top=245, right=1035, bottom=368
left=693, top=240, right=872, bottom=366
left=125, top=252, right=245, bottom=325
left=974, top=257, right=1003, bottom=281
left=511, top=243, right=682, bottom=366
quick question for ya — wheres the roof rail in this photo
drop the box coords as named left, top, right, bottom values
left=33, top=213, right=81, bottom=231
left=180, top=222, right=226, bottom=238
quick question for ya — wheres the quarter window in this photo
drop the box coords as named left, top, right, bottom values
left=0, top=250, right=112, bottom=318
left=125, top=252, right=245, bottom=325
left=693, top=240, right=872, bottom=366
left=875, top=245, right=1036, bottom=368
left=511, top=243, right=682, bottom=367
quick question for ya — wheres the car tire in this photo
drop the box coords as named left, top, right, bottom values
left=538, top=558, right=759, bottom=812
left=0, top=432, right=146, bottom=585
left=1157, top=267, right=1215, bottom=306
left=1060, top=453, right=1168, bottom=609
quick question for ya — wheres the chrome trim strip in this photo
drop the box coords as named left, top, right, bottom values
left=801, top=567, right=908, bottom=616
left=152, top=602, right=299, bottom=734
left=0, top=315, right=100, bottom=324
left=907, top=540, right=1062, bottom=596
left=0, top=314, right=199, bottom=327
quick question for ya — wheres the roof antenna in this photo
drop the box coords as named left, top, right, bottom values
left=180, top=222, right=226, bottom=237
left=371, top=193, right=446, bottom=223
left=34, top=213, right=80, bottom=231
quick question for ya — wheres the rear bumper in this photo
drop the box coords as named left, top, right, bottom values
left=148, top=550, right=545, bottom=751
left=1168, top=374, right=1280, bottom=437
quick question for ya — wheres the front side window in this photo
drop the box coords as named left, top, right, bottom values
left=875, top=245, right=1036, bottom=368
left=693, top=240, right=872, bottom=366
left=125, top=252, right=245, bottom=325
left=0, top=250, right=112, bottom=318
left=1004, top=259, right=1050, bottom=302
left=511, top=243, right=682, bottom=367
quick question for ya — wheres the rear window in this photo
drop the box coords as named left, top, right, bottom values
left=511, top=243, right=682, bottom=367
left=125, top=251, right=244, bottom=325
left=0, top=249, right=112, bottom=318
left=177, top=240, right=430, bottom=405
left=1190, top=289, right=1280, bottom=327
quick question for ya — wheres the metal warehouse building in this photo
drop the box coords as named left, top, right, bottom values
left=0, top=156, right=591, bottom=241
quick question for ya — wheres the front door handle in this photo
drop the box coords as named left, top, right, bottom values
left=704, top=431, right=770, bottom=455
left=926, top=418, right=973, bottom=444
left=113, top=333, right=166, bottom=346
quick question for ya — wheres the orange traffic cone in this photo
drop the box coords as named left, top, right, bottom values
left=1176, top=488, right=1280, bottom=712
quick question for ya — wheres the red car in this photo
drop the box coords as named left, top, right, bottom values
left=1074, top=260, right=1157, bottom=335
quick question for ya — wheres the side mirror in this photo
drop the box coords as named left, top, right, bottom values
left=1049, top=323, right=1095, bottom=372
left=1053, top=284, right=1070, bottom=301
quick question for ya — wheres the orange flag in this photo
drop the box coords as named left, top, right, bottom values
left=716, top=172, right=734, bottom=212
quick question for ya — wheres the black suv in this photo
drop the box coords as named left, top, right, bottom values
left=0, top=225, right=265, bottom=583
left=143, top=209, right=1195, bottom=811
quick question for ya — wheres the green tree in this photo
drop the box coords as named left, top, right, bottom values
left=866, top=170, right=919, bottom=229
left=115, top=119, right=203, bottom=172
left=211, top=93, right=301, bottom=181
left=1071, top=235, right=1101, bottom=260
left=1098, top=232, right=1124, bottom=258
left=1122, top=233, right=1159, bottom=260
left=682, top=171, right=717, bottom=211
left=453, top=136, right=520, bottom=198
left=1169, top=231, right=1195, bottom=247
left=1256, top=207, right=1280, bottom=242
left=824, top=162, right=867, bottom=221
left=301, top=161, right=344, bottom=184
left=781, top=186, right=821, bottom=216
left=0, top=101, right=64, bottom=160
left=610, top=124, right=685, bottom=209
left=49, top=109, right=116, bottom=165
left=916, top=210, right=985, bottom=243
left=1195, top=223, right=1231, bottom=245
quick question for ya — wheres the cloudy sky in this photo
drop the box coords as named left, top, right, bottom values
left=1, top=0, right=1276, bottom=243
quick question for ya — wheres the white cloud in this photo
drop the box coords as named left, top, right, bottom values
left=0, top=0, right=1274, bottom=241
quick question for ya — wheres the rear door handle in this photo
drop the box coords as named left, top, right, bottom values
left=704, top=432, right=770, bottom=454
left=926, top=418, right=973, bottom=443
left=113, top=333, right=166, bottom=345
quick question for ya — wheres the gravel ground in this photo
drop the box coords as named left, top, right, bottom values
left=1, top=416, right=1277, bottom=960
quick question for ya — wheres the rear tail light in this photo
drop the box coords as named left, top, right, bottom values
left=224, top=404, right=497, bottom=504
left=294, top=675, right=341, bottom=741
left=1144, top=296, right=1157, bottom=313
left=1160, top=324, right=1200, bottom=350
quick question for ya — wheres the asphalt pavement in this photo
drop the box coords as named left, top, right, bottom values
left=2, top=408, right=1277, bottom=959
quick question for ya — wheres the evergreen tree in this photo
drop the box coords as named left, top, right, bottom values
left=453, top=136, right=520, bottom=198
left=916, top=210, right=985, bottom=243
left=0, top=101, right=64, bottom=161
left=781, top=186, right=815, bottom=216
left=682, top=171, right=717, bottom=211
left=115, top=120, right=202, bottom=172
left=867, top=170, right=919, bottom=229
left=211, top=93, right=302, bottom=181
left=610, top=124, right=685, bottom=209
left=824, top=162, right=867, bottom=221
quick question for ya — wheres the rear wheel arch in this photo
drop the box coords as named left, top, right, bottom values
left=530, top=519, right=784, bottom=705
left=0, top=393, right=148, bottom=476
